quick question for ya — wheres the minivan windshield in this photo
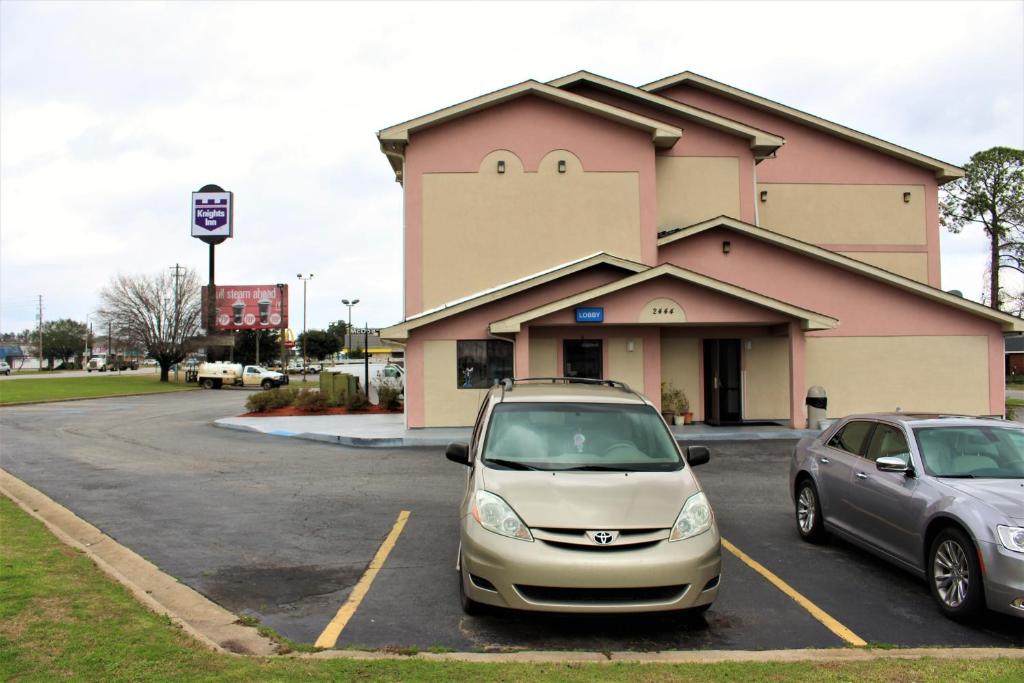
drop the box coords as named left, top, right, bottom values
left=914, top=426, right=1024, bottom=479
left=482, top=403, right=682, bottom=472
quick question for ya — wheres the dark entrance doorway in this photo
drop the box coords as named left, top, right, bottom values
left=564, top=339, right=602, bottom=379
left=703, top=339, right=742, bottom=424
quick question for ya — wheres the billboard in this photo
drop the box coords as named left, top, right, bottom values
left=201, top=284, right=288, bottom=331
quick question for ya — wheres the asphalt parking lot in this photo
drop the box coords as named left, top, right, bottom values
left=1, top=392, right=1020, bottom=651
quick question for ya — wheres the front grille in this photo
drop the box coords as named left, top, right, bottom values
left=515, top=584, right=688, bottom=605
left=540, top=539, right=660, bottom=552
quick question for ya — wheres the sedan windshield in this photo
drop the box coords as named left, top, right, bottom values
left=482, top=403, right=682, bottom=472
left=914, top=426, right=1024, bottom=479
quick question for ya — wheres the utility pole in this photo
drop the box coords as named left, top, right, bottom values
left=297, top=274, right=313, bottom=382
left=36, top=295, right=43, bottom=372
left=170, top=264, right=184, bottom=341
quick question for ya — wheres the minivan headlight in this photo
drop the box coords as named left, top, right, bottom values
left=669, top=492, right=713, bottom=542
left=997, top=525, right=1024, bottom=553
left=472, top=491, right=533, bottom=542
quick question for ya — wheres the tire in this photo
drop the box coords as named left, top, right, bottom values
left=928, top=527, right=984, bottom=620
left=794, top=478, right=827, bottom=543
left=201, top=378, right=215, bottom=390
left=261, top=379, right=273, bottom=390
left=458, top=555, right=487, bottom=616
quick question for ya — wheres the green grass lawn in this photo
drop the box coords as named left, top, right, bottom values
left=1007, top=383, right=1024, bottom=391
left=0, top=374, right=196, bottom=405
left=1, top=496, right=1021, bottom=682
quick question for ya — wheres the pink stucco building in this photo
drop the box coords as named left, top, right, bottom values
left=379, top=71, right=1022, bottom=429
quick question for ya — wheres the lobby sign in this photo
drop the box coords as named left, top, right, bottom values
left=191, top=190, right=233, bottom=239
left=575, top=307, right=604, bottom=323
left=201, top=284, right=288, bottom=330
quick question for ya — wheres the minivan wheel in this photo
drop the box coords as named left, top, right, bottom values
left=928, top=527, right=984, bottom=620
left=458, top=556, right=487, bottom=616
left=795, top=479, right=827, bottom=543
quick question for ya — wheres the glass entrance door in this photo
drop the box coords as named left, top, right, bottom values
left=703, top=339, right=742, bottom=424
left=563, top=340, right=602, bottom=379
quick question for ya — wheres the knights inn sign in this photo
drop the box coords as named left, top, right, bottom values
left=575, top=307, right=604, bottom=323
left=191, top=186, right=233, bottom=243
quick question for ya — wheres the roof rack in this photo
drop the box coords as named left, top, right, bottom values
left=496, top=377, right=640, bottom=402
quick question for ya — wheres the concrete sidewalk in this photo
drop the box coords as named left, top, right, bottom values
left=213, top=413, right=818, bottom=448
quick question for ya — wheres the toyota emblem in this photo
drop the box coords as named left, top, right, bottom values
left=587, top=530, right=618, bottom=545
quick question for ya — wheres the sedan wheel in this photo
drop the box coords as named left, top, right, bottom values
left=928, top=527, right=983, bottom=620
left=795, top=479, right=826, bottom=543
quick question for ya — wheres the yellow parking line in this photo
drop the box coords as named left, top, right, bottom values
left=314, top=510, right=411, bottom=649
left=721, top=537, right=867, bottom=647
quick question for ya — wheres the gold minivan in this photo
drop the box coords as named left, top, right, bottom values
left=446, top=378, right=721, bottom=615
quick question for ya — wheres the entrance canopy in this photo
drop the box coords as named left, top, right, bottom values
left=489, top=263, right=838, bottom=333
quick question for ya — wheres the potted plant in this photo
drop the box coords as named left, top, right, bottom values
left=660, top=381, right=677, bottom=424
left=678, top=390, right=693, bottom=425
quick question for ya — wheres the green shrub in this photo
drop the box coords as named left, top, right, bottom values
left=245, top=391, right=274, bottom=413
left=346, top=389, right=369, bottom=411
left=377, top=377, right=403, bottom=410
left=268, top=386, right=299, bottom=409
left=293, top=388, right=328, bottom=412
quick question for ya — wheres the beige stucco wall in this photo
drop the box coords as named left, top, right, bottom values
left=660, top=336, right=701, bottom=421
left=743, top=336, right=791, bottom=420
left=607, top=337, right=644, bottom=392
left=657, top=157, right=741, bottom=229
left=423, top=340, right=489, bottom=427
left=421, top=151, right=642, bottom=309
left=837, top=251, right=929, bottom=283
left=805, top=336, right=989, bottom=417
left=758, top=184, right=926, bottom=245
left=529, top=337, right=558, bottom=377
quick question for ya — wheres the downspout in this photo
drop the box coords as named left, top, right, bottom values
left=753, top=157, right=760, bottom=227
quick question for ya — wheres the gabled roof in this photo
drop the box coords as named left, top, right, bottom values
left=657, top=216, right=1024, bottom=332
left=380, top=253, right=648, bottom=341
left=641, top=71, right=964, bottom=183
left=377, top=80, right=683, bottom=183
left=489, top=263, right=838, bottom=333
left=548, top=70, right=785, bottom=159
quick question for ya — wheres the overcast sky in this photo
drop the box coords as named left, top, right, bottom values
left=2, top=1, right=1022, bottom=336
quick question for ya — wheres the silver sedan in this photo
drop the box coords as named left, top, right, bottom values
left=789, top=414, right=1024, bottom=620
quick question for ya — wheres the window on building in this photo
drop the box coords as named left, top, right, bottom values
left=456, top=340, right=513, bottom=389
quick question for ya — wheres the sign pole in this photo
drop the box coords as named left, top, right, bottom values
left=208, top=242, right=216, bottom=348
left=364, top=324, right=369, bottom=398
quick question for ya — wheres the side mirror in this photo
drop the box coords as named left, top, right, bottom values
left=685, top=446, right=710, bottom=467
left=445, top=442, right=471, bottom=466
left=876, top=456, right=913, bottom=475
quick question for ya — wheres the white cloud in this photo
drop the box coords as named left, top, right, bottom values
left=1, top=0, right=1022, bottom=332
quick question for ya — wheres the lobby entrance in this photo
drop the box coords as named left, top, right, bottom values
left=563, top=339, right=602, bottom=379
left=703, top=339, right=742, bottom=424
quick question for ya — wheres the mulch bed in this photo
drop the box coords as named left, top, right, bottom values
left=241, top=404, right=403, bottom=418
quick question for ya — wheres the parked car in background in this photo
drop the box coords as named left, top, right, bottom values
left=446, top=377, right=720, bottom=616
left=790, top=414, right=1024, bottom=620
left=0, top=361, right=10, bottom=376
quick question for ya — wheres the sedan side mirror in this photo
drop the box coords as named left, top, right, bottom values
left=876, top=456, right=913, bottom=475
left=685, top=446, right=710, bottom=467
left=445, top=442, right=471, bottom=466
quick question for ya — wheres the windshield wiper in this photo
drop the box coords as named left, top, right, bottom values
left=563, top=464, right=638, bottom=472
left=939, top=474, right=975, bottom=478
left=484, top=459, right=541, bottom=471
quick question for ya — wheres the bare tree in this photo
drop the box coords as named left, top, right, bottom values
left=99, top=268, right=202, bottom=382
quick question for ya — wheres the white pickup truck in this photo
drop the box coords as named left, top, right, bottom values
left=196, top=362, right=288, bottom=390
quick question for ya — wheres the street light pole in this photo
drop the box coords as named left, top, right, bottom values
left=297, top=274, right=314, bottom=381
left=341, top=298, right=360, bottom=356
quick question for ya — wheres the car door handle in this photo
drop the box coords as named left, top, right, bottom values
left=819, top=457, right=830, bottom=464
left=855, top=472, right=868, bottom=479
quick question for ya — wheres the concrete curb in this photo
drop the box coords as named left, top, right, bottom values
left=4, top=468, right=1022, bottom=665
left=212, top=418, right=818, bottom=449
left=0, top=469, right=277, bottom=657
